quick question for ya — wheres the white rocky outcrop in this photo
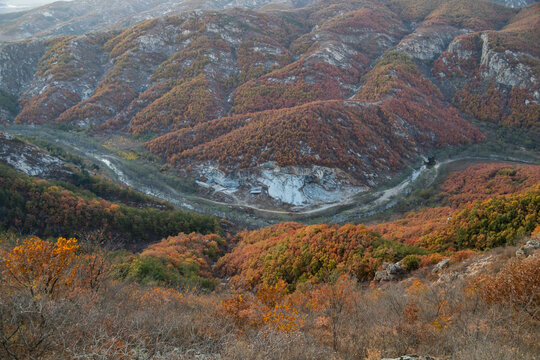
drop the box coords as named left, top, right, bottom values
left=195, top=162, right=366, bottom=208
left=479, top=33, right=538, bottom=92
left=397, top=26, right=470, bottom=61
left=432, top=258, right=451, bottom=274
left=374, top=261, right=408, bottom=282
left=516, top=239, right=540, bottom=258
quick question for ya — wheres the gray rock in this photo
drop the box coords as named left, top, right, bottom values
left=397, top=25, right=469, bottom=61
left=479, top=33, right=538, bottom=90
left=516, top=240, right=540, bottom=258
left=489, top=0, right=536, bottom=8
left=432, top=259, right=451, bottom=274
left=0, top=131, right=73, bottom=181
left=374, top=261, right=408, bottom=281
left=0, top=0, right=320, bottom=42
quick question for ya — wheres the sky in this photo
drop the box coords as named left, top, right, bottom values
left=1, top=0, right=71, bottom=10
left=5, top=0, right=60, bottom=5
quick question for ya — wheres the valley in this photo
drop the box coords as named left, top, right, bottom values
left=2, top=123, right=538, bottom=228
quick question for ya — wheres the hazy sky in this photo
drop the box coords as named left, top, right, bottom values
left=0, top=0, right=74, bottom=12
left=7, top=0, right=59, bottom=4
left=3, top=0, right=71, bottom=7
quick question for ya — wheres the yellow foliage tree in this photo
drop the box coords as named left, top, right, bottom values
left=1, top=237, right=79, bottom=297
left=221, top=280, right=305, bottom=333
left=256, top=280, right=304, bottom=333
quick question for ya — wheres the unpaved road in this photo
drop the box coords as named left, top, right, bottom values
left=63, top=147, right=540, bottom=218
left=3, top=125, right=539, bottom=226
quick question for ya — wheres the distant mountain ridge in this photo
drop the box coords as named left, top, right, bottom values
left=0, top=0, right=319, bottom=41
left=0, top=0, right=537, bottom=41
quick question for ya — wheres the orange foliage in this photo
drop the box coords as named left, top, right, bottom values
left=221, top=280, right=304, bottom=333
left=140, top=232, right=225, bottom=280
left=309, top=275, right=359, bottom=350
left=423, top=0, right=515, bottom=31
left=231, top=58, right=364, bottom=114
left=76, top=252, right=109, bottom=291
left=450, top=250, right=476, bottom=263
left=371, top=164, right=540, bottom=248
left=57, top=81, right=138, bottom=126
left=419, top=253, right=447, bottom=268
left=504, top=87, right=540, bottom=131
left=434, top=5, right=539, bottom=133
left=420, top=185, right=540, bottom=251
left=148, top=95, right=482, bottom=181
left=15, top=88, right=81, bottom=124
left=454, top=82, right=506, bottom=124
left=218, top=222, right=427, bottom=289
left=474, top=255, right=540, bottom=319
left=0, top=167, right=220, bottom=241
left=1, top=237, right=78, bottom=296
left=130, top=75, right=219, bottom=136
left=440, top=164, right=540, bottom=207
left=371, top=207, right=454, bottom=246
left=140, top=287, right=185, bottom=306
left=221, top=292, right=257, bottom=328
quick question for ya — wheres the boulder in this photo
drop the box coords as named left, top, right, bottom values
left=432, top=259, right=451, bottom=274
left=374, top=261, right=408, bottom=281
left=515, top=240, right=540, bottom=258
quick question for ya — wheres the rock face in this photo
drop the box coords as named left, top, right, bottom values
left=516, top=239, right=540, bottom=257
left=0, top=132, right=73, bottom=181
left=433, top=2, right=540, bottom=135
left=397, top=25, right=470, bottom=61
left=0, top=40, right=47, bottom=96
left=194, top=162, right=365, bottom=207
left=374, top=261, right=408, bottom=282
left=446, top=31, right=539, bottom=121
left=437, top=255, right=496, bottom=285
left=479, top=33, right=538, bottom=90
left=490, top=0, right=537, bottom=8
left=438, top=31, right=539, bottom=97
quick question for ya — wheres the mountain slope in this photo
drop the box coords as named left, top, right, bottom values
left=433, top=3, right=540, bottom=133
left=0, top=0, right=538, bottom=208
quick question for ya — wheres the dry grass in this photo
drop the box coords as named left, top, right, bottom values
left=0, top=240, right=538, bottom=359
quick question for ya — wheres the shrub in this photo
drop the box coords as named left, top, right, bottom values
left=475, top=255, right=540, bottom=319
left=1, top=237, right=78, bottom=297
left=402, top=254, right=420, bottom=270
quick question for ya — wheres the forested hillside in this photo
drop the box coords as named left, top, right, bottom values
left=0, top=0, right=538, bottom=208
left=0, top=163, right=221, bottom=242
